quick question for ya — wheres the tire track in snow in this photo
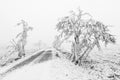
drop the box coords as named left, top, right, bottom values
left=1, top=50, right=45, bottom=76
left=33, top=50, right=53, bottom=64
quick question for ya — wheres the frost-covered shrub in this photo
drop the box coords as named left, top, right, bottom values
left=54, top=9, right=116, bottom=65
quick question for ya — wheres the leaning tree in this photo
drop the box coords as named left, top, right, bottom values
left=53, top=9, right=116, bottom=65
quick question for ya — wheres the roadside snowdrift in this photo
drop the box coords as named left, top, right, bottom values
left=1, top=58, right=90, bottom=80
left=2, top=59, right=53, bottom=80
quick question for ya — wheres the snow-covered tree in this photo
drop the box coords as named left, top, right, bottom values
left=54, top=9, right=116, bottom=65
left=15, top=20, right=33, bottom=58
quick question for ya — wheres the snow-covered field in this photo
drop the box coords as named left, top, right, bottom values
left=0, top=47, right=120, bottom=80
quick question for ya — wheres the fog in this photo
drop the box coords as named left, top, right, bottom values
left=0, top=0, right=120, bottom=50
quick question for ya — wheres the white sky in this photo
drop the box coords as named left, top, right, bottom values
left=0, top=0, right=120, bottom=49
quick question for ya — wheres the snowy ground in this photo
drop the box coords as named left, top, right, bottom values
left=0, top=47, right=120, bottom=80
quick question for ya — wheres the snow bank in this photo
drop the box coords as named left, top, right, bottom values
left=0, top=49, right=45, bottom=74
left=2, top=59, right=53, bottom=80
left=1, top=58, right=87, bottom=80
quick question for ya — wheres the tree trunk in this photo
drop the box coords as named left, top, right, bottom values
left=77, top=47, right=90, bottom=65
left=18, top=42, right=25, bottom=58
left=71, top=34, right=80, bottom=63
left=83, top=40, right=98, bottom=59
left=77, top=40, right=97, bottom=66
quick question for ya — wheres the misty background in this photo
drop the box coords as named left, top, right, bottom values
left=0, top=0, right=120, bottom=55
